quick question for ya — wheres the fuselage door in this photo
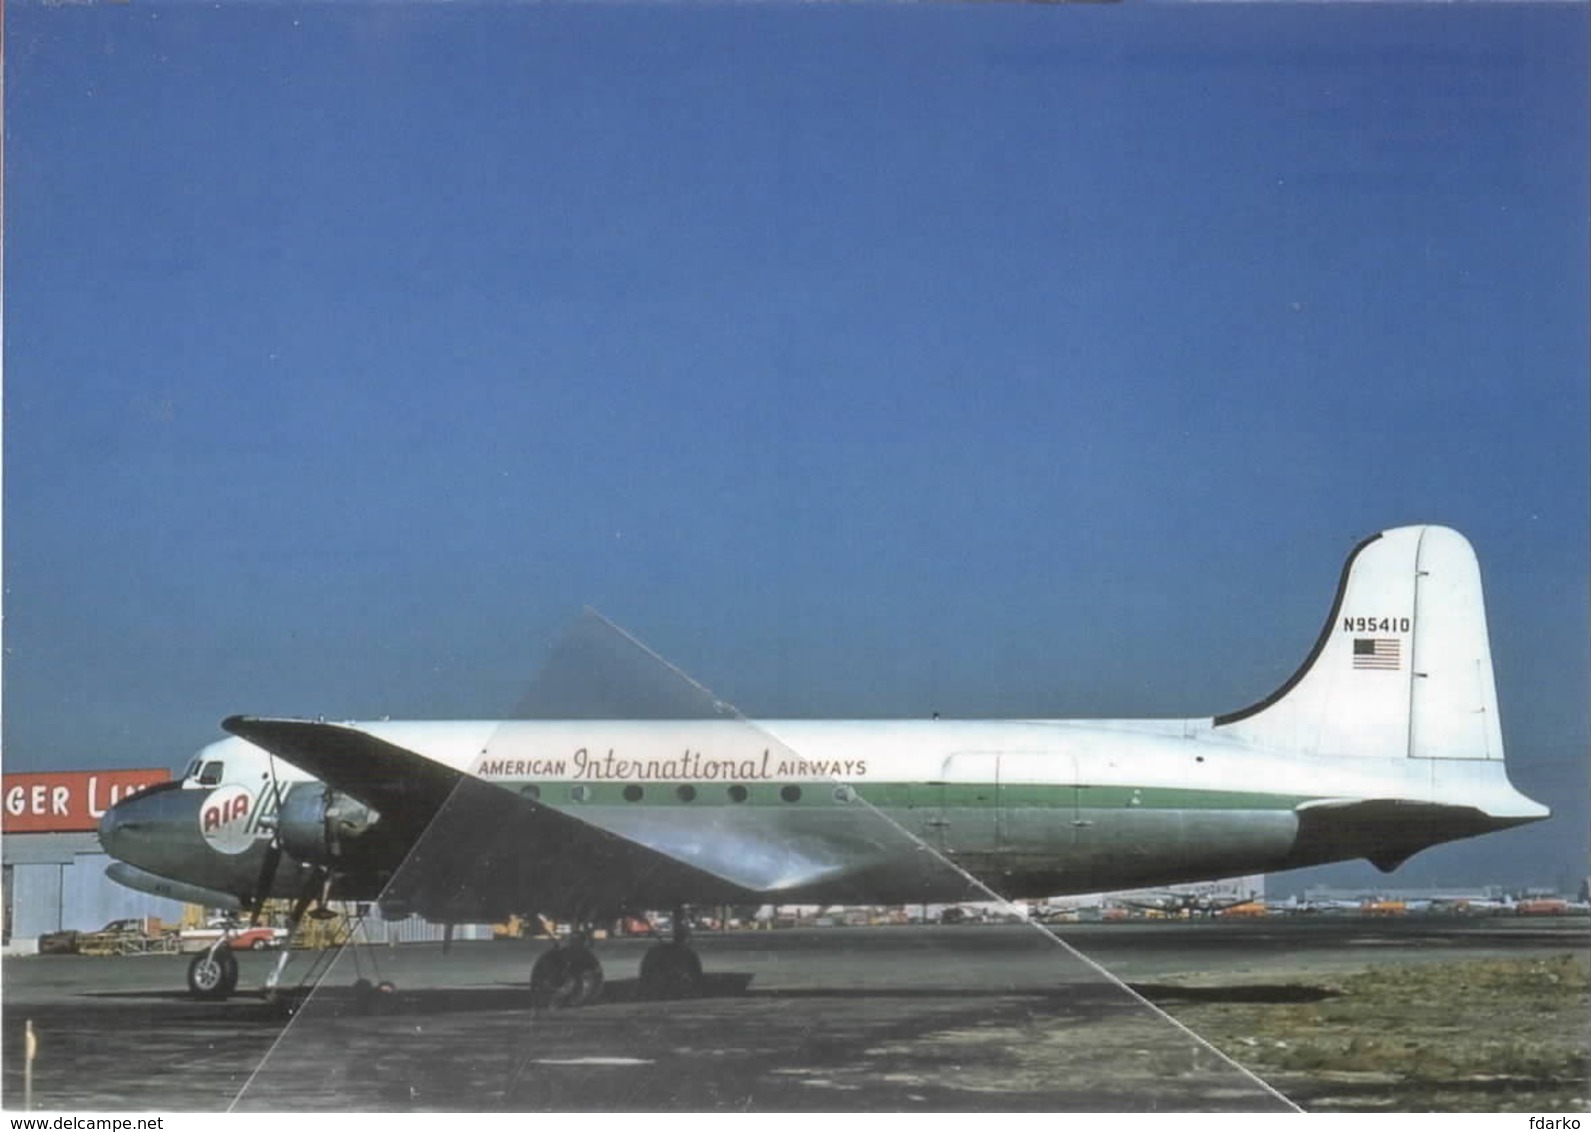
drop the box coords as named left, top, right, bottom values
left=994, top=751, right=1085, bottom=862
left=934, top=753, right=1002, bottom=860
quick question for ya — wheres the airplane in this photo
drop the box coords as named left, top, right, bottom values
left=1286, top=896, right=1367, bottom=914
left=97, top=524, right=1550, bottom=1005
left=1110, top=890, right=1258, bottom=918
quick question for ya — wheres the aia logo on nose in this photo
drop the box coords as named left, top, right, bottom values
left=200, top=784, right=256, bottom=855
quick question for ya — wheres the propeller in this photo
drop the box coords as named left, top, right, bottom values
left=247, top=753, right=288, bottom=926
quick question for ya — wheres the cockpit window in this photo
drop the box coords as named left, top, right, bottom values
left=183, top=758, right=201, bottom=780
left=197, top=761, right=225, bottom=787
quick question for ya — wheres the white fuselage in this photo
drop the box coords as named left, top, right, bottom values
left=169, top=715, right=1541, bottom=905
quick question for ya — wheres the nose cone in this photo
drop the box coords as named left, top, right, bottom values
left=97, top=792, right=132, bottom=857
left=97, top=780, right=271, bottom=907
left=97, top=780, right=187, bottom=870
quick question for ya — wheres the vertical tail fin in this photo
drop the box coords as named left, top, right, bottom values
left=1213, top=525, right=1504, bottom=762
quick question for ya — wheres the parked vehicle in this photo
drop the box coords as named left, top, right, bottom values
left=40, top=918, right=172, bottom=956
left=37, top=929, right=81, bottom=955
left=178, top=919, right=288, bottom=952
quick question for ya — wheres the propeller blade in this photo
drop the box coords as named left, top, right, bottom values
left=249, top=751, right=289, bottom=926
left=248, top=841, right=282, bottom=925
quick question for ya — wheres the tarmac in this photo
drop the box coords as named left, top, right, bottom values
left=3, top=917, right=1585, bottom=1112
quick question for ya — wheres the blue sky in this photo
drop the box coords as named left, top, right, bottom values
left=6, top=1, right=1587, bottom=893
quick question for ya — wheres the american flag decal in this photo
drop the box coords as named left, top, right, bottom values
left=1353, top=638, right=1401, bottom=670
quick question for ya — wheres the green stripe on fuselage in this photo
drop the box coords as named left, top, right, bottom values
left=496, top=780, right=1310, bottom=812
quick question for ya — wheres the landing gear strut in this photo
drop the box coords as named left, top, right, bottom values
left=638, top=907, right=702, bottom=1000
left=529, top=927, right=605, bottom=1009
left=261, top=872, right=331, bottom=1003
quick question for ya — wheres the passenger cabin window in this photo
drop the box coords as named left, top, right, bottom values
left=197, top=761, right=225, bottom=786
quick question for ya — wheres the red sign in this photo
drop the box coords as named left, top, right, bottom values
left=2, top=769, right=172, bottom=834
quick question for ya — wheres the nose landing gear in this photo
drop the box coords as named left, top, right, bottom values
left=187, top=942, right=240, bottom=1001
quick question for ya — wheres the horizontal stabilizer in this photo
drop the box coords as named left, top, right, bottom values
left=1293, top=797, right=1534, bottom=873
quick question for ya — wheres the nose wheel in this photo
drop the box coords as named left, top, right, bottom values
left=187, top=946, right=240, bottom=1001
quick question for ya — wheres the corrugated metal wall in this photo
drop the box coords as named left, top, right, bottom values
left=62, top=853, right=187, bottom=931
left=9, top=862, right=64, bottom=939
left=3, top=835, right=494, bottom=944
left=354, top=917, right=495, bottom=945
left=8, top=854, right=187, bottom=937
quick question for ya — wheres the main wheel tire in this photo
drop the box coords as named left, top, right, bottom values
left=530, top=949, right=579, bottom=1009
left=568, top=949, right=604, bottom=1007
left=351, top=978, right=398, bottom=1015
left=638, top=942, right=702, bottom=1001
left=187, top=949, right=240, bottom=1001
left=529, top=947, right=603, bottom=1009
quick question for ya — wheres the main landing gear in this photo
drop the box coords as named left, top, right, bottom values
left=529, top=928, right=605, bottom=1009
left=638, top=914, right=702, bottom=1001
left=528, top=908, right=705, bottom=1009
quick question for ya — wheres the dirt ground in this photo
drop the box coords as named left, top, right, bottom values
left=1146, top=952, right=1591, bottom=1112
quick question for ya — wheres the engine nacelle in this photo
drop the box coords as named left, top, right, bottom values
left=276, top=782, right=380, bottom=866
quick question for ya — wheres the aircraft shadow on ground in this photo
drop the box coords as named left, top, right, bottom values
left=88, top=974, right=756, bottom=1018
left=1130, top=982, right=1341, bottom=1005
left=80, top=971, right=1171, bottom=1020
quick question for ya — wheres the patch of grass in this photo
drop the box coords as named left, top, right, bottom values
left=1148, top=953, right=1590, bottom=1112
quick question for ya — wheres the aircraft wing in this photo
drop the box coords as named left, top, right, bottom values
left=223, top=716, right=459, bottom=841
left=223, top=716, right=757, bottom=919
left=221, top=717, right=972, bottom=919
